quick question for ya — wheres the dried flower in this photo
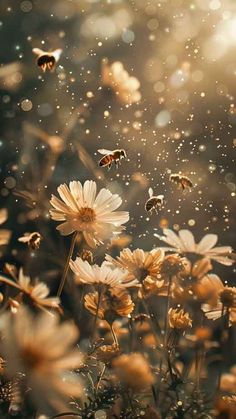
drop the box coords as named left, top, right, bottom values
left=32, top=48, right=62, bottom=72
left=0, top=308, right=83, bottom=413
left=102, top=60, right=141, bottom=105
left=0, top=209, right=11, bottom=247
left=106, top=248, right=164, bottom=284
left=18, top=232, right=42, bottom=250
left=84, top=288, right=134, bottom=323
left=95, top=344, right=120, bottom=364
left=0, top=268, right=60, bottom=313
left=50, top=180, right=129, bottom=248
left=155, top=228, right=234, bottom=265
left=70, top=258, right=138, bottom=288
left=112, top=353, right=154, bottom=390
left=168, top=308, right=192, bottom=330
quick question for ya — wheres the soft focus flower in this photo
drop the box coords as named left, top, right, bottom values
left=84, top=288, right=134, bottom=323
left=70, top=258, right=138, bottom=288
left=95, top=344, right=120, bottom=364
left=168, top=308, right=192, bottom=330
left=18, top=232, right=42, bottom=250
left=155, top=228, right=234, bottom=265
left=0, top=269, right=60, bottom=313
left=112, top=353, right=154, bottom=390
left=172, top=258, right=224, bottom=304
left=102, top=61, right=141, bottom=105
left=160, top=254, right=186, bottom=278
left=50, top=180, right=129, bottom=248
left=138, top=276, right=167, bottom=299
left=0, top=209, right=11, bottom=247
left=32, top=48, right=62, bottom=72
left=220, top=366, right=236, bottom=393
left=202, top=286, right=236, bottom=325
left=215, top=396, right=236, bottom=418
left=0, top=308, right=83, bottom=413
left=106, top=248, right=164, bottom=284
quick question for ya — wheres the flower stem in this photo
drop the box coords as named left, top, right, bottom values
left=110, top=323, right=119, bottom=346
left=57, top=232, right=77, bottom=297
left=163, top=275, right=173, bottom=346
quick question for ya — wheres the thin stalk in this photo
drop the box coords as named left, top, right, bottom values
left=163, top=275, right=173, bottom=346
left=57, top=232, right=77, bottom=297
left=91, top=287, right=102, bottom=342
left=110, top=323, right=119, bottom=346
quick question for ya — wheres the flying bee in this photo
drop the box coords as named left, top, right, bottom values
left=98, top=149, right=127, bottom=170
left=170, top=173, right=193, bottom=191
left=145, top=188, right=164, bottom=214
left=32, top=48, right=62, bottom=72
left=18, top=232, right=42, bottom=250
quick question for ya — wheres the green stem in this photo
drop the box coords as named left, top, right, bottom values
left=57, top=232, right=77, bottom=297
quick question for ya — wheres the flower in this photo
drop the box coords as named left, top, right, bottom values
left=32, top=48, right=62, bottom=72
left=202, top=286, right=236, bottom=325
left=172, top=258, right=224, bottom=304
left=0, top=269, right=60, bottom=313
left=95, top=344, right=121, bottom=364
left=160, top=254, right=186, bottom=278
left=0, top=308, right=83, bottom=413
left=106, top=248, right=164, bottom=284
left=168, top=308, right=192, bottom=330
left=18, top=232, right=42, bottom=250
left=220, top=366, right=236, bottom=393
left=154, top=228, right=234, bottom=265
left=0, top=209, right=11, bottom=247
left=70, top=258, right=138, bottom=288
left=102, top=61, right=141, bottom=105
left=112, top=353, right=154, bottom=390
left=84, top=288, right=134, bottom=323
left=50, top=180, right=129, bottom=248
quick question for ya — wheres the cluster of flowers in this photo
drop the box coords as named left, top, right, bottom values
left=0, top=179, right=235, bottom=418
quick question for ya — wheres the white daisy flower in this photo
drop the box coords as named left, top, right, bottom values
left=154, top=228, right=233, bottom=266
left=70, top=258, right=139, bottom=288
left=50, top=180, right=129, bottom=248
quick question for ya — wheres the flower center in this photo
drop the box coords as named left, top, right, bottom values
left=77, top=207, right=95, bottom=223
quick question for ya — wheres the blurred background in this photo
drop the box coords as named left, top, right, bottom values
left=0, top=0, right=235, bottom=285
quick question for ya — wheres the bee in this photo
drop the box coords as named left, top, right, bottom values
left=18, top=232, right=42, bottom=250
left=145, top=188, right=164, bottom=213
left=32, top=48, right=62, bottom=72
left=170, top=173, right=193, bottom=190
left=98, top=149, right=127, bottom=169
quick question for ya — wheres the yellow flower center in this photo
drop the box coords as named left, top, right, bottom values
left=77, top=207, right=96, bottom=223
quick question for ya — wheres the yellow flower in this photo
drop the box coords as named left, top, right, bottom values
left=102, top=60, right=141, bottom=105
left=106, top=248, right=164, bottom=284
left=50, top=180, right=129, bottom=248
left=84, top=288, right=134, bottom=323
left=112, top=353, right=154, bottom=390
left=0, top=269, right=60, bottom=313
left=168, top=308, right=192, bottom=330
left=0, top=308, right=84, bottom=413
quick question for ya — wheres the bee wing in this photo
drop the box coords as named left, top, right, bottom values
left=32, top=48, right=45, bottom=56
left=98, top=149, right=112, bottom=155
left=148, top=187, right=153, bottom=197
left=53, top=48, right=62, bottom=61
